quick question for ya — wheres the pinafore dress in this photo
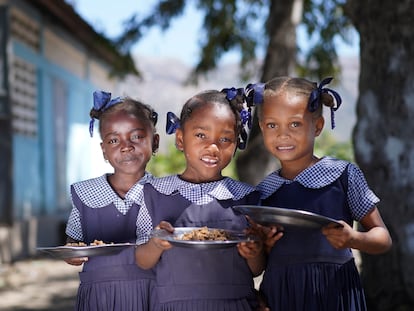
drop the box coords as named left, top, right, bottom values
left=143, top=175, right=260, bottom=311
left=66, top=174, right=155, bottom=311
left=258, top=157, right=377, bottom=311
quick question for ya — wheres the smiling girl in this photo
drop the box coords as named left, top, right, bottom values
left=135, top=89, right=269, bottom=311
left=65, top=91, right=159, bottom=311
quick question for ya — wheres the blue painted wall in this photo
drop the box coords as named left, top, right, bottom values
left=12, top=40, right=98, bottom=219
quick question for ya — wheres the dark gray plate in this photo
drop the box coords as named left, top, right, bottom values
left=37, top=243, right=135, bottom=259
left=232, top=205, right=343, bottom=229
left=150, top=227, right=256, bottom=249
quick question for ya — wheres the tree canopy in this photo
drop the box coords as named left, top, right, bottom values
left=115, top=0, right=353, bottom=81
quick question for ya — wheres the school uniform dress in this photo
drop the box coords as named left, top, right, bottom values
left=140, top=175, right=260, bottom=311
left=66, top=173, right=155, bottom=311
left=258, top=157, right=377, bottom=311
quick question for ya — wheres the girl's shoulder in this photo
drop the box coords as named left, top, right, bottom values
left=258, top=157, right=351, bottom=197
left=146, top=175, right=181, bottom=195
left=70, top=174, right=116, bottom=207
left=71, top=174, right=109, bottom=192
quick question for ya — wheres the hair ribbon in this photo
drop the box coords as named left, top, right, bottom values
left=308, top=77, right=342, bottom=129
left=166, top=111, right=180, bottom=135
left=89, top=90, right=123, bottom=137
left=245, top=83, right=265, bottom=107
left=222, top=86, right=265, bottom=150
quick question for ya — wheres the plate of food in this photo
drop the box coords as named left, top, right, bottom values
left=232, top=205, right=343, bottom=229
left=150, top=226, right=257, bottom=249
left=37, top=240, right=135, bottom=259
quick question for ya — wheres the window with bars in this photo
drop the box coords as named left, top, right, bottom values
left=10, top=57, right=37, bottom=137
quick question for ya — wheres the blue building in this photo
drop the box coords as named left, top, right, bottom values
left=0, top=0, right=136, bottom=262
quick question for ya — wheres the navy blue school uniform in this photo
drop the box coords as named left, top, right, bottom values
left=141, top=175, right=260, bottom=311
left=258, top=157, right=377, bottom=311
left=66, top=173, right=155, bottom=311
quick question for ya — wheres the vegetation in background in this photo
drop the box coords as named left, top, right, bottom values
left=315, top=131, right=354, bottom=162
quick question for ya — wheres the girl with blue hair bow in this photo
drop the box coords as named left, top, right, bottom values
left=251, top=77, right=392, bottom=311
left=65, top=91, right=159, bottom=311
left=135, top=88, right=274, bottom=311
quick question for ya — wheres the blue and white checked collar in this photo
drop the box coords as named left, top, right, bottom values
left=149, top=175, right=256, bottom=205
left=72, top=172, right=153, bottom=214
left=258, top=157, right=349, bottom=199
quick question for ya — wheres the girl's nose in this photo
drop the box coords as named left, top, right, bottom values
left=206, top=142, right=219, bottom=153
left=120, top=140, right=134, bottom=151
left=277, top=126, right=290, bottom=138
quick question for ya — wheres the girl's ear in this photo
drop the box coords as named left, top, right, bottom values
left=175, top=129, right=184, bottom=151
left=315, top=116, right=325, bottom=137
left=152, top=134, right=160, bottom=154
left=100, top=142, right=107, bottom=160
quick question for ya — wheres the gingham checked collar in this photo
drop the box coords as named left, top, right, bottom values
left=257, top=157, right=348, bottom=200
left=148, top=175, right=256, bottom=205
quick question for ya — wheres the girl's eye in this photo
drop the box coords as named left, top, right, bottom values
left=108, top=138, right=118, bottom=144
left=195, top=133, right=206, bottom=139
left=131, top=134, right=143, bottom=140
left=290, top=122, right=300, bottom=128
left=219, top=137, right=233, bottom=143
left=266, top=123, right=276, bottom=129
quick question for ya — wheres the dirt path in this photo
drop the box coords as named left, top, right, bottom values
left=0, top=257, right=81, bottom=311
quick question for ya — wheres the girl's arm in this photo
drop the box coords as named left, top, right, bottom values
left=135, top=221, right=174, bottom=269
left=238, top=219, right=284, bottom=276
left=237, top=241, right=266, bottom=276
left=322, top=206, right=392, bottom=254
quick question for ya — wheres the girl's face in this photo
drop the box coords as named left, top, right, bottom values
left=176, top=102, right=237, bottom=183
left=100, top=110, right=159, bottom=179
left=259, top=91, right=324, bottom=166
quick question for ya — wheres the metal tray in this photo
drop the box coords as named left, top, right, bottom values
left=150, top=227, right=257, bottom=249
left=232, top=205, right=343, bottom=229
left=37, top=243, right=135, bottom=259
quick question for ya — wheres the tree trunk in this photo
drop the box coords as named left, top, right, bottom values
left=236, top=0, right=302, bottom=184
left=345, top=0, right=414, bottom=309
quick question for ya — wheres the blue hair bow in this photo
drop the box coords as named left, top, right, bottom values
left=222, top=86, right=262, bottom=150
left=222, top=87, right=252, bottom=132
left=222, top=87, right=245, bottom=101
left=89, top=90, right=123, bottom=137
left=245, top=83, right=265, bottom=107
left=166, top=111, right=180, bottom=135
left=308, top=77, right=342, bottom=129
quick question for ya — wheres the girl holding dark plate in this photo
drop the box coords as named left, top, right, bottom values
left=65, top=91, right=159, bottom=311
left=135, top=89, right=273, bottom=311
left=253, top=77, right=392, bottom=311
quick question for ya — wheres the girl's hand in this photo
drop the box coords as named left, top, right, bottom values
left=151, top=221, right=175, bottom=250
left=64, top=257, right=88, bottom=266
left=262, top=225, right=284, bottom=253
left=321, top=221, right=355, bottom=249
left=322, top=207, right=392, bottom=254
left=237, top=240, right=262, bottom=259
left=246, top=216, right=284, bottom=253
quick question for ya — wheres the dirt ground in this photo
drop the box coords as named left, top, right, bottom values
left=0, top=256, right=81, bottom=311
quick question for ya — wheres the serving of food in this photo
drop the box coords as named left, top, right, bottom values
left=65, top=239, right=113, bottom=247
left=178, top=227, right=230, bottom=241
left=151, top=226, right=256, bottom=249
left=37, top=240, right=134, bottom=259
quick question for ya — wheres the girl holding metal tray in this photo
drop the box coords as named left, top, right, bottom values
left=252, top=77, right=392, bottom=311
left=64, top=91, right=160, bottom=311
left=135, top=89, right=278, bottom=311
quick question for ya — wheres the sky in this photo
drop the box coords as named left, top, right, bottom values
left=71, top=0, right=358, bottom=66
left=71, top=0, right=208, bottom=65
